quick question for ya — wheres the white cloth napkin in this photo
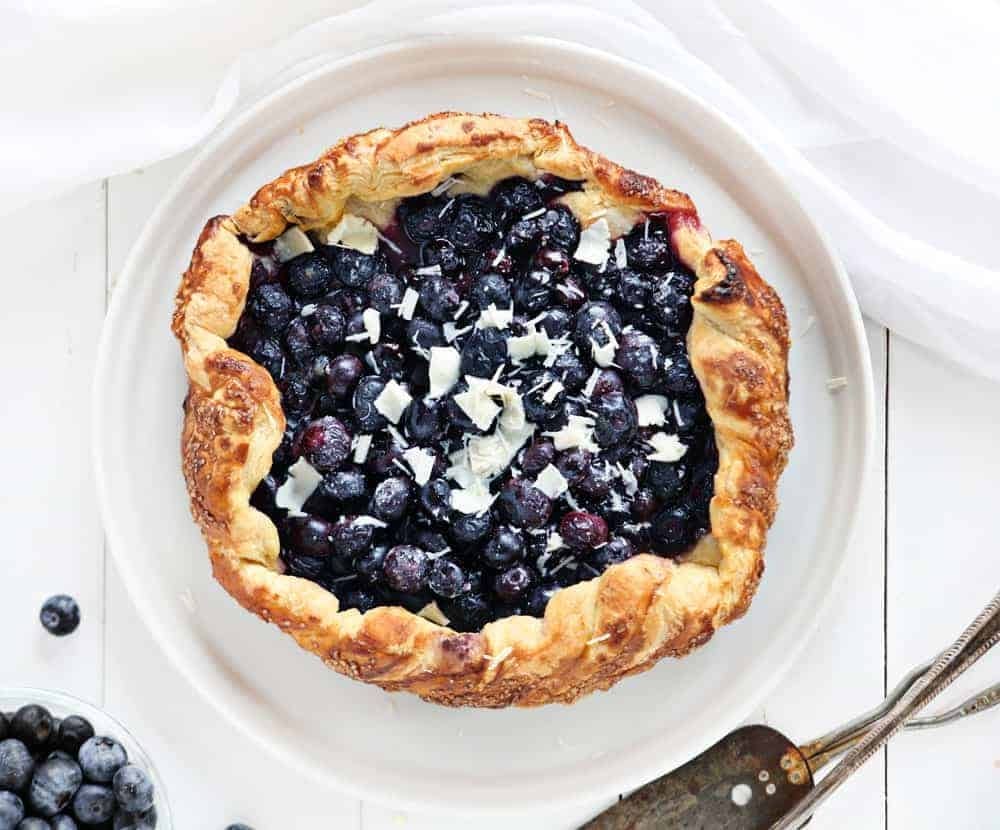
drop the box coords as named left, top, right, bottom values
left=6, top=0, right=1000, bottom=379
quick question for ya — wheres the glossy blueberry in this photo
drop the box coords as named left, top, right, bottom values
left=413, top=528, right=449, bottom=554
left=522, top=373, right=565, bottom=426
left=73, top=783, right=116, bottom=825
left=277, top=371, right=312, bottom=416
left=78, top=737, right=127, bottom=785
left=593, top=392, right=638, bottom=447
left=499, top=479, right=552, bottom=530
left=28, top=757, right=83, bottom=817
left=17, top=819, right=50, bottom=830
left=511, top=271, right=551, bottom=315
left=247, top=284, right=294, bottom=334
left=494, top=564, right=534, bottom=602
left=39, top=596, right=80, bottom=638
left=56, top=718, right=93, bottom=758
left=447, top=592, right=492, bottom=632
left=369, top=343, right=407, bottom=381
left=572, top=302, right=622, bottom=352
left=525, top=583, right=559, bottom=617
left=366, top=438, right=405, bottom=478
left=559, top=511, right=609, bottom=551
left=451, top=513, right=493, bottom=547
left=645, top=461, right=687, bottom=502
left=51, top=814, right=80, bottom=830
left=331, top=520, right=375, bottom=559
left=615, top=330, right=660, bottom=391
left=661, top=349, right=700, bottom=397
left=321, top=354, right=362, bottom=400
left=370, top=477, right=411, bottom=523
left=296, top=416, right=352, bottom=473
left=428, top=558, right=467, bottom=599
left=302, top=470, right=368, bottom=519
left=551, top=349, right=588, bottom=393
left=446, top=196, right=497, bottom=253
left=404, top=398, right=442, bottom=443
left=591, top=537, right=636, bottom=569
left=340, top=587, right=378, bottom=614
left=490, top=177, right=543, bottom=227
left=401, top=199, right=450, bottom=245
left=418, top=273, right=461, bottom=322
left=420, top=239, right=463, bottom=276
left=285, top=251, right=336, bottom=299
left=325, top=247, right=385, bottom=288
left=539, top=206, right=580, bottom=251
left=671, top=396, right=707, bottom=434
left=10, top=707, right=54, bottom=750
left=650, top=504, right=694, bottom=554
left=459, top=327, right=508, bottom=378
left=625, top=222, right=673, bottom=271
left=535, top=307, right=571, bottom=339
left=352, top=376, right=388, bottom=431
left=405, top=318, right=444, bottom=350
left=580, top=266, right=617, bottom=301
left=283, top=515, right=335, bottom=559
left=579, top=464, right=614, bottom=500
left=382, top=546, right=430, bottom=593
left=249, top=337, right=284, bottom=379
left=591, top=368, right=625, bottom=398
left=554, top=448, right=593, bottom=486
left=535, top=246, right=572, bottom=277
left=470, top=273, right=511, bottom=310
left=482, top=527, right=525, bottom=569
left=520, top=440, right=556, bottom=476
left=283, top=317, right=314, bottom=367
left=363, top=272, right=400, bottom=313
left=112, top=765, right=154, bottom=815
left=648, top=276, right=692, bottom=333
left=418, top=479, right=452, bottom=522
left=618, top=269, right=649, bottom=309
left=306, top=304, right=345, bottom=349
left=355, top=546, right=387, bottom=583
left=0, top=791, right=23, bottom=830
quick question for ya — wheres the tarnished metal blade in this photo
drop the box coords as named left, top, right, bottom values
left=580, top=725, right=814, bottom=829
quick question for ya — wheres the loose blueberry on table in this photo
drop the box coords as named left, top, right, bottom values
left=0, top=704, right=158, bottom=828
left=234, top=175, right=717, bottom=632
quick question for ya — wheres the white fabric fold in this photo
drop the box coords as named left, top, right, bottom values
left=5, top=0, right=1000, bottom=378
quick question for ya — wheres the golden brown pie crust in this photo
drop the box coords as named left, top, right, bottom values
left=172, top=113, right=792, bottom=707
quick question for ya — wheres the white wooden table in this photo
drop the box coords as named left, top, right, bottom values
left=3, top=159, right=998, bottom=829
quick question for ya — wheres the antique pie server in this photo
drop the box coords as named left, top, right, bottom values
left=583, top=588, right=1000, bottom=829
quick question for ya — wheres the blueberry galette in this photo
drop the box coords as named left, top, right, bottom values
left=173, top=113, right=792, bottom=707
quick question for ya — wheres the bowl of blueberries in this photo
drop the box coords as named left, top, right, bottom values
left=0, top=688, right=170, bottom=829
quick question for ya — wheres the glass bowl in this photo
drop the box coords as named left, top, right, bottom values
left=0, top=687, right=172, bottom=828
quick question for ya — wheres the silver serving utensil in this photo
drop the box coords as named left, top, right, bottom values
left=582, top=589, right=1000, bottom=829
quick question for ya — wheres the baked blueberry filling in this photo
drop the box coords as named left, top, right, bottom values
left=231, top=174, right=718, bottom=631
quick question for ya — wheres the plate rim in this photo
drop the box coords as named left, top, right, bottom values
left=92, top=33, right=875, bottom=815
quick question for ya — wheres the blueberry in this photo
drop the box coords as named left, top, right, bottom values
left=0, top=791, right=24, bottom=829
left=296, top=416, right=352, bottom=472
left=428, top=558, right=467, bottom=599
left=405, top=318, right=444, bottom=350
left=618, top=269, right=649, bottom=309
left=446, top=196, right=497, bottom=253
left=39, top=597, right=80, bottom=637
left=418, top=479, right=452, bottom=522
left=551, top=350, right=588, bottom=393
left=572, top=302, right=622, bottom=352
left=522, top=372, right=565, bottom=426
left=355, top=546, right=388, bottom=583
left=615, top=330, right=660, bottom=391
left=420, top=239, right=464, bottom=276
left=285, top=251, right=336, bottom=299
left=111, top=765, right=154, bottom=815
left=340, top=587, right=378, bottom=614
left=418, top=274, right=460, bottom=322
left=28, top=757, right=83, bottom=817
left=325, top=247, right=385, bottom=288
left=324, top=354, right=364, bottom=399
left=482, top=527, right=525, bottom=569
left=651, top=504, right=694, bottom=554
left=247, top=284, right=294, bottom=334
left=18, top=819, right=51, bottom=830
left=593, top=392, right=638, bottom=447
left=248, top=338, right=284, bottom=379
left=307, top=304, right=345, bottom=349
left=525, top=583, right=559, bottom=617
left=535, top=247, right=572, bottom=277
left=591, top=368, right=625, bottom=398
left=671, top=396, right=707, bottom=434
left=591, top=537, right=636, bottom=569
left=447, top=592, right=492, bottom=631
left=646, top=461, right=687, bottom=502
left=56, top=720, right=93, bottom=759
left=370, top=477, right=411, bottom=523
left=46, top=751, right=74, bottom=763
left=352, top=376, right=388, bottom=431
left=662, top=349, right=700, bottom=397
left=282, top=318, right=314, bottom=367
left=579, top=464, right=614, bottom=499
left=51, top=815, right=80, bottom=830
left=405, top=398, right=442, bottom=443
left=490, top=177, right=543, bottom=227
left=72, top=783, right=115, bottom=824
left=366, top=273, right=404, bottom=314
left=459, top=327, right=508, bottom=378
left=649, top=276, right=692, bottom=333
left=470, top=273, right=511, bottom=310
left=284, top=515, right=336, bottom=559
left=535, top=307, right=572, bottom=339
left=77, top=737, right=126, bottom=784
left=504, top=214, right=546, bottom=253
left=560, top=511, right=609, bottom=550
left=511, top=271, right=551, bottom=315
left=382, top=546, right=430, bottom=593
left=401, top=199, right=450, bottom=245
left=631, top=488, right=660, bottom=522
left=451, top=513, right=493, bottom=547
left=539, top=206, right=580, bottom=251
left=277, top=371, right=312, bottom=416
left=331, top=519, right=374, bottom=559
left=494, top=564, right=534, bottom=602
left=625, top=222, right=673, bottom=271
left=369, top=344, right=407, bottom=381
left=10, top=707, right=53, bottom=751
left=555, top=448, right=593, bottom=485
left=581, top=266, right=617, bottom=302
left=520, top=440, right=555, bottom=476
left=499, top=479, right=552, bottom=529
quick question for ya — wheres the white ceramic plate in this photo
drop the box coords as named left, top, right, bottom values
left=93, top=36, right=874, bottom=814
